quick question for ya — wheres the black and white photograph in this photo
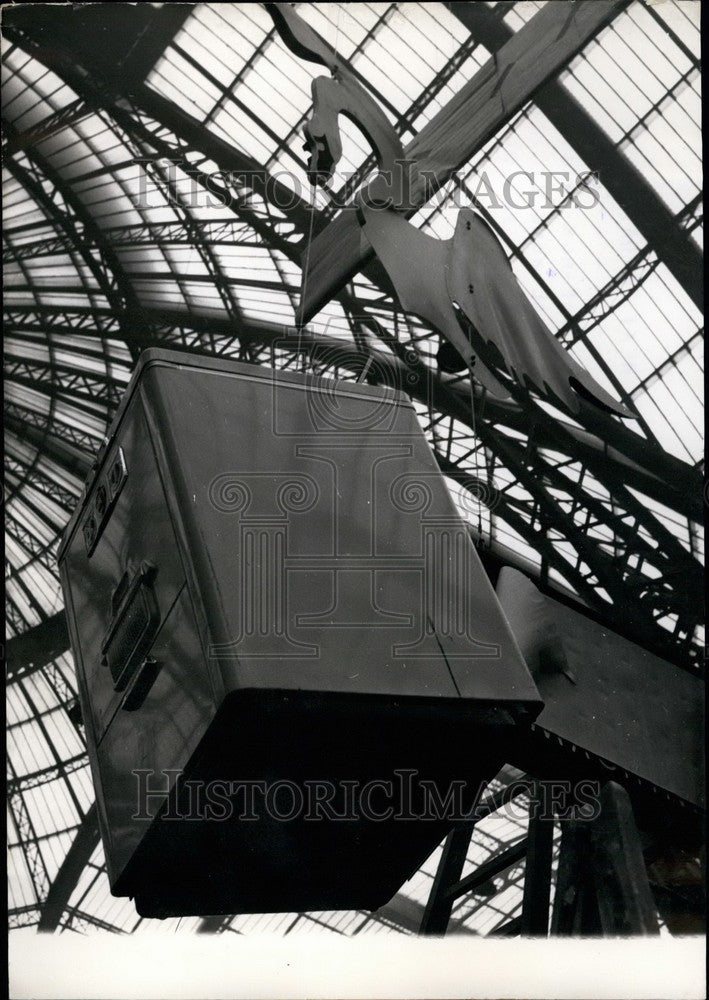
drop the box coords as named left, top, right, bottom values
left=3, top=2, right=705, bottom=997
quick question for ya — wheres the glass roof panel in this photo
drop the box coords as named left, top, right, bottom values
left=503, top=1, right=547, bottom=31
left=559, top=1, right=701, bottom=227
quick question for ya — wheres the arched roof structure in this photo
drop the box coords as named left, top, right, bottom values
left=4, top=1, right=703, bottom=935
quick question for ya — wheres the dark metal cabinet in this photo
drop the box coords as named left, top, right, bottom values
left=59, top=349, right=541, bottom=917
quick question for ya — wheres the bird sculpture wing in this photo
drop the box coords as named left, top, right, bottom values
left=358, top=202, right=509, bottom=397
left=445, top=210, right=634, bottom=418
left=360, top=202, right=634, bottom=418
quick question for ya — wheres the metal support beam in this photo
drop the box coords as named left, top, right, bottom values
left=551, top=782, right=660, bottom=935
left=447, top=838, right=528, bottom=902
left=38, top=805, right=100, bottom=933
left=4, top=413, right=93, bottom=478
left=590, top=783, right=661, bottom=935
left=6, top=613, right=71, bottom=682
left=4, top=4, right=195, bottom=90
left=420, top=781, right=529, bottom=934
left=520, top=785, right=554, bottom=935
left=419, top=824, right=475, bottom=935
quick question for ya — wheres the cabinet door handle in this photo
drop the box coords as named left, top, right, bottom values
left=101, top=562, right=159, bottom=692
left=121, top=657, right=161, bottom=712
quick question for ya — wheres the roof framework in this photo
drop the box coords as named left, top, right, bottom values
left=3, top=1, right=703, bottom=935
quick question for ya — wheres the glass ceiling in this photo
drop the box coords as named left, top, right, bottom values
left=3, top=1, right=703, bottom=935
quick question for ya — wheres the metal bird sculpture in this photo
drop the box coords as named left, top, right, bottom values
left=358, top=201, right=634, bottom=418
left=265, top=2, right=634, bottom=421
